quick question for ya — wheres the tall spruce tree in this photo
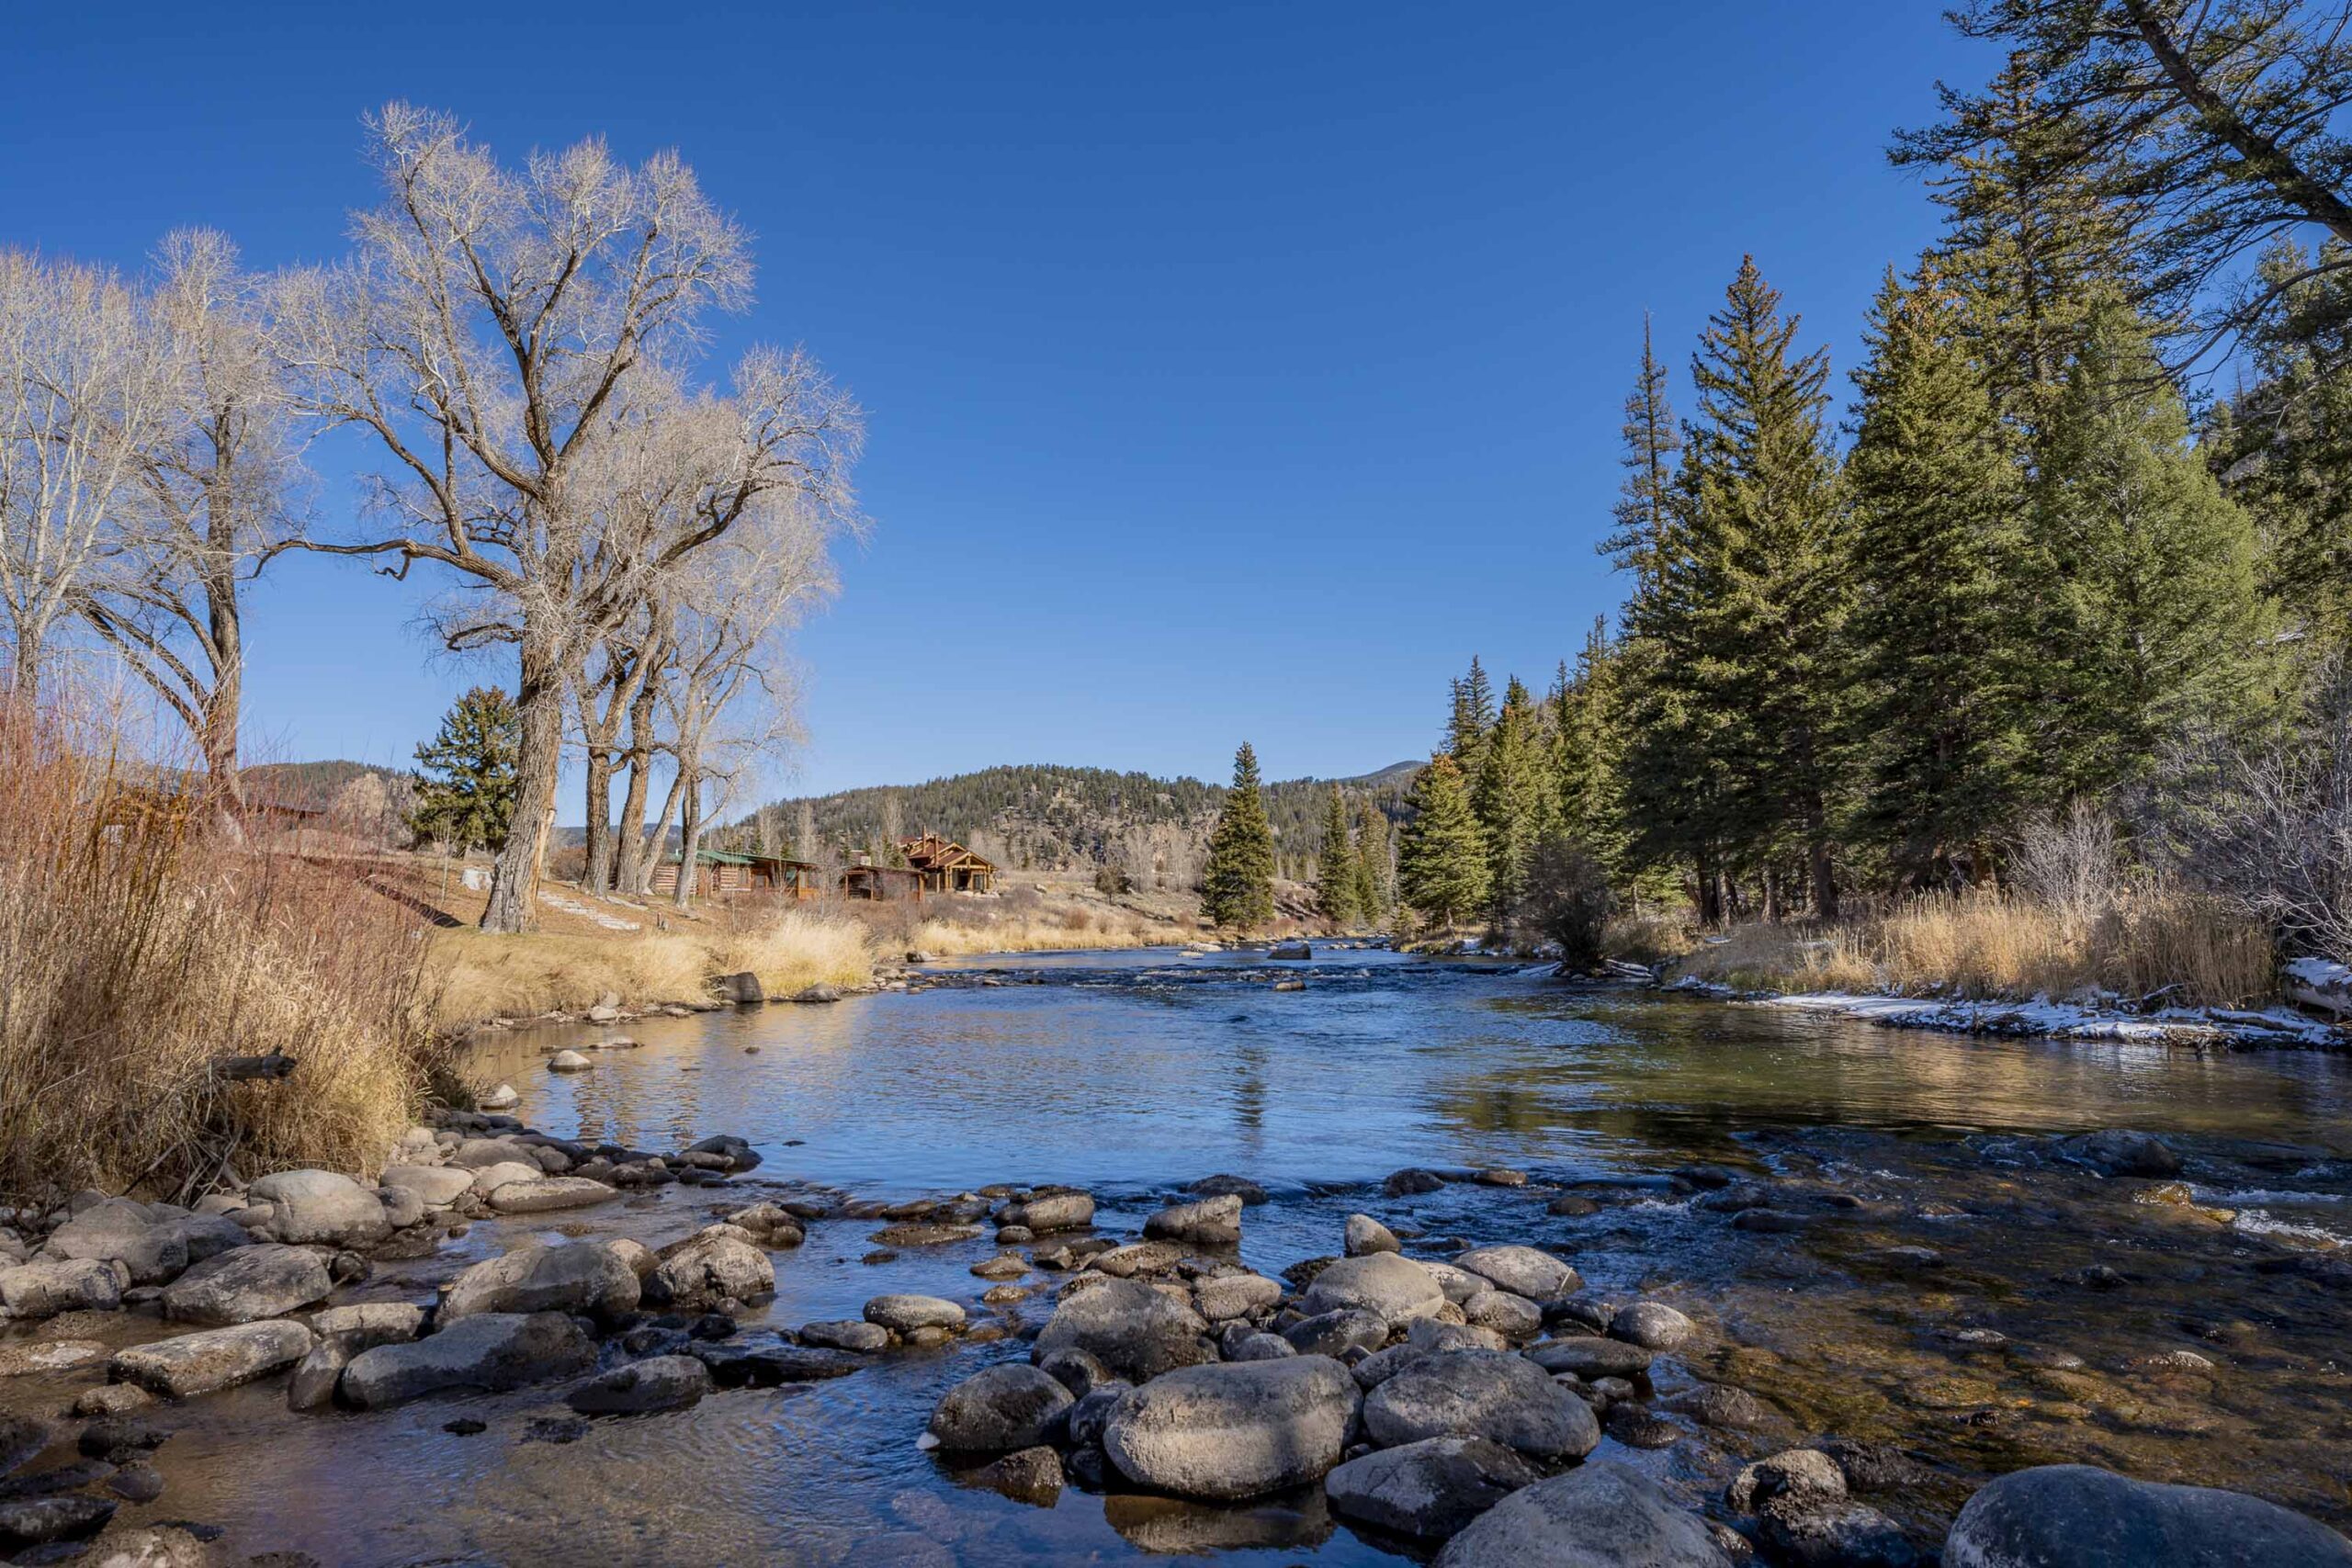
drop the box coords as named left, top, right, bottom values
left=1679, top=256, right=1849, bottom=917
left=2034, top=304, right=2278, bottom=797
left=1202, top=741, right=1278, bottom=930
left=1844, top=263, right=2035, bottom=886
left=1552, top=621, right=1629, bottom=878
left=1397, top=752, right=1488, bottom=931
left=410, top=686, right=521, bottom=854
left=1600, top=315, right=1685, bottom=593
left=1352, top=799, right=1394, bottom=927
left=1315, top=784, right=1360, bottom=926
left=1473, top=675, right=1550, bottom=930
left=1447, top=658, right=1497, bottom=775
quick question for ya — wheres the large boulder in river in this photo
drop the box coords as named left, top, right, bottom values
left=1032, top=1278, right=1213, bottom=1382
left=246, top=1170, right=390, bottom=1248
left=1609, top=1300, right=1695, bottom=1351
left=1945, top=1464, right=2352, bottom=1568
left=1000, top=1191, right=1094, bottom=1233
left=1434, top=1462, right=1732, bottom=1568
left=2056, top=1130, right=2183, bottom=1179
left=485, top=1177, right=617, bottom=1215
left=1102, top=1355, right=1360, bottom=1500
left=110, top=1321, right=314, bottom=1398
left=0, top=1259, right=124, bottom=1319
left=1326, top=1436, right=1542, bottom=1540
left=646, top=1226, right=773, bottom=1310
left=1363, top=1349, right=1600, bottom=1460
left=160, top=1244, right=330, bottom=1325
left=1300, top=1252, right=1445, bottom=1325
left=339, top=1312, right=595, bottom=1408
left=1454, top=1246, right=1579, bottom=1302
left=929, top=1363, right=1074, bottom=1452
left=440, top=1242, right=640, bottom=1323
left=378, top=1165, right=474, bottom=1208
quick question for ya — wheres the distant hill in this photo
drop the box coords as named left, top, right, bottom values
left=718, top=760, right=1419, bottom=881
left=242, top=760, right=406, bottom=811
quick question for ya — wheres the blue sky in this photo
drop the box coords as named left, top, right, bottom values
left=3, top=2, right=1980, bottom=810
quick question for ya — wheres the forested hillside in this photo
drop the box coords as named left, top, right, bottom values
left=718, top=761, right=1415, bottom=885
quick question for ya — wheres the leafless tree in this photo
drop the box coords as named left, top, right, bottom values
left=575, top=601, right=663, bottom=893
left=0, top=251, right=170, bottom=704
left=271, top=104, right=860, bottom=932
left=78, top=231, right=300, bottom=803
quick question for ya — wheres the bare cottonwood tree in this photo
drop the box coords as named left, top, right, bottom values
left=79, top=231, right=300, bottom=802
left=0, top=252, right=170, bottom=703
left=272, top=104, right=860, bottom=932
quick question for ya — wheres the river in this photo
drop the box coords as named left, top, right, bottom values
left=10, top=945, right=2352, bottom=1565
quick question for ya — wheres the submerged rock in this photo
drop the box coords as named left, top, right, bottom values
left=1433, top=1462, right=1731, bottom=1567
left=1944, top=1463, right=2352, bottom=1568
left=1102, top=1355, right=1360, bottom=1500
left=2057, top=1130, right=2183, bottom=1179
left=1325, top=1435, right=1542, bottom=1540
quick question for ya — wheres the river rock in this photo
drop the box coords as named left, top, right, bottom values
left=567, top=1354, right=713, bottom=1415
left=1231, top=1332, right=1295, bottom=1361
left=646, top=1226, right=774, bottom=1309
left=0, top=1340, right=107, bottom=1376
left=801, top=1319, right=891, bottom=1352
left=245, top=1169, right=390, bottom=1248
left=1188, top=1175, right=1270, bottom=1206
left=2058, top=1130, right=2183, bottom=1179
left=1758, top=1496, right=1919, bottom=1567
left=684, top=1134, right=762, bottom=1172
left=1728, top=1449, right=1846, bottom=1512
left=1102, top=1354, right=1360, bottom=1500
left=1144, top=1193, right=1243, bottom=1247
left=0, top=1495, right=115, bottom=1552
left=110, top=1320, right=313, bottom=1398
left=1462, top=1290, right=1543, bottom=1341
left=1944, top=1463, right=2352, bottom=1568
left=159, top=1244, right=330, bottom=1325
left=379, top=1165, right=475, bottom=1207
left=466, top=1161, right=541, bottom=1199
left=1069, top=1381, right=1134, bottom=1447
left=441, top=1241, right=640, bottom=1323
left=1434, top=1461, right=1733, bottom=1567
left=1666, top=1382, right=1777, bottom=1431
left=0, top=1258, right=125, bottom=1318
left=1039, top=1347, right=1116, bottom=1395
left=1284, top=1307, right=1389, bottom=1358
left=1000, top=1191, right=1095, bottom=1232
left=546, top=1050, right=594, bottom=1073
left=1410, top=1318, right=1509, bottom=1354
left=1424, top=1260, right=1488, bottom=1305
left=1033, top=1277, right=1214, bottom=1382
left=340, top=1311, right=596, bottom=1408
left=82, top=1524, right=216, bottom=1566
left=865, top=1293, right=964, bottom=1335
left=929, top=1363, right=1074, bottom=1451
left=1195, top=1271, right=1283, bottom=1322
left=479, top=1083, right=520, bottom=1111
left=1300, top=1252, right=1444, bottom=1324
left=1345, top=1213, right=1401, bottom=1257
left=1524, top=1334, right=1655, bottom=1381
left=487, top=1176, right=618, bottom=1214
left=977, top=1444, right=1064, bottom=1507
left=1326, top=1435, right=1542, bottom=1540
left=1385, top=1168, right=1448, bottom=1196
left=1363, top=1349, right=1600, bottom=1459
left=448, top=1137, right=537, bottom=1169
left=1611, top=1300, right=1695, bottom=1350
left=1454, top=1246, right=1578, bottom=1302
left=42, top=1201, right=187, bottom=1286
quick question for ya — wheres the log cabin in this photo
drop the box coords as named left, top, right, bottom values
left=898, top=833, right=998, bottom=895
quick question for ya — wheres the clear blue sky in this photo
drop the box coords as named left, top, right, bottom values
left=3, top=2, right=1981, bottom=810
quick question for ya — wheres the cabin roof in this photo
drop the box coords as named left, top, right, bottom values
left=898, top=833, right=996, bottom=872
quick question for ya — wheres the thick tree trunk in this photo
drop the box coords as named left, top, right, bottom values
left=1694, top=851, right=1722, bottom=927
left=639, top=771, right=685, bottom=897
left=481, top=634, right=566, bottom=934
left=582, top=746, right=614, bottom=893
left=201, top=553, right=243, bottom=812
left=1760, top=866, right=1781, bottom=924
left=673, top=766, right=701, bottom=911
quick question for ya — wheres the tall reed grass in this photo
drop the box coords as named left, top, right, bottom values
left=1664, top=886, right=2274, bottom=1008
left=0, top=702, right=438, bottom=1203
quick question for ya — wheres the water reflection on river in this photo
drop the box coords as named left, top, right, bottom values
left=16, top=947, right=2352, bottom=1566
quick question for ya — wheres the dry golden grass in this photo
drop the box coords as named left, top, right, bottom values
left=430, top=905, right=876, bottom=1023
left=1665, top=886, right=2275, bottom=1008
left=0, top=702, right=438, bottom=1203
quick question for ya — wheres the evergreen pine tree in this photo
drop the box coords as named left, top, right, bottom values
left=1397, top=753, right=1489, bottom=931
left=1473, top=675, right=1549, bottom=930
left=1315, top=784, right=1359, bottom=927
left=1600, top=314, right=1685, bottom=592
left=1844, top=262, right=2036, bottom=886
left=1447, top=658, right=1497, bottom=775
left=1552, top=621, right=1632, bottom=881
left=409, top=686, right=521, bottom=855
left=1352, top=800, right=1393, bottom=927
left=1202, top=741, right=1277, bottom=930
left=2034, top=304, right=2278, bottom=796
left=1676, top=257, right=1849, bottom=916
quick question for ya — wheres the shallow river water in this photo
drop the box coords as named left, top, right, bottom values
left=10, top=946, right=2352, bottom=1565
